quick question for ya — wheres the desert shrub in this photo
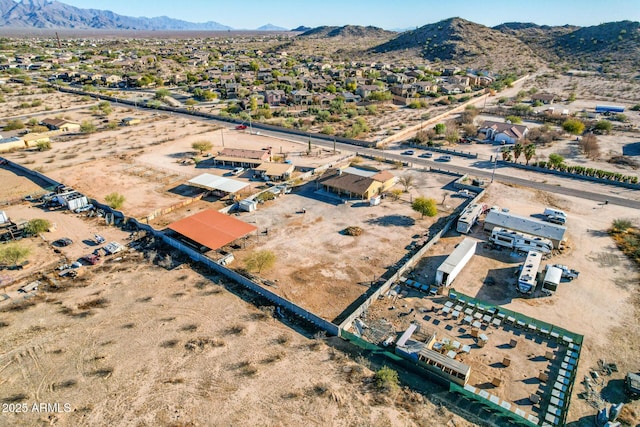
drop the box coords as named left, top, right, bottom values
left=256, top=191, right=275, bottom=202
left=245, top=250, right=276, bottom=273
left=104, top=192, right=125, bottom=209
left=374, top=366, right=399, bottom=392
left=343, top=226, right=363, bottom=236
left=24, top=218, right=50, bottom=235
left=611, top=219, right=633, bottom=233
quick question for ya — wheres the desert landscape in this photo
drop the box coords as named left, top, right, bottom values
left=0, top=4, right=639, bottom=427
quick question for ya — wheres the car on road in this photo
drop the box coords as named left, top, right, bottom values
left=438, top=155, right=452, bottom=162
left=418, top=152, right=433, bottom=158
left=53, top=238, right=73, bottom=247
left=235, top=124, right=247, bottom=130
left=401, top=150, right=415, bottom=155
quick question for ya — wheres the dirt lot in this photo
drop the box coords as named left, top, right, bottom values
left=2, top=104, right=350, bottom=223
left=0, top=83, right=96, bottom=119
left=0, top=250, right=475, bottom=427
left=230, top=163, right=465, bottom=322
left=374, top=181, right=640, bottom=424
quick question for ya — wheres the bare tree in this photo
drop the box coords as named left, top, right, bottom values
left=398, top=175, right=414, bottom=192
left=579, top=133, right=600, bottom=160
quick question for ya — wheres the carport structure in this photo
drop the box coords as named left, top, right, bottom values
left=167, top=209, right=257, bottom=252
left=187, top=173, right=249, bottom=197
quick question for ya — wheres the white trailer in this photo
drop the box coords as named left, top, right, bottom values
left=435, top=238, right=477, bottom=287
left=490, top=227, right=553, bottom=255
left=517, top=251, right=542, bottom=294
left=0, top=210, right=8, bottom=225
left=457, top=203, right=483, bottom=234
left=542, top=265, right=563, bottom=292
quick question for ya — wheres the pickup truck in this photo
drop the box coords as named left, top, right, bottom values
left=626, top=372, right=640, bottom=398
left=552, top=264, right=579, bottom=281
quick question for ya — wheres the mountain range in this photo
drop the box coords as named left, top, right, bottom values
left=0, top=1, right=638, bottom=72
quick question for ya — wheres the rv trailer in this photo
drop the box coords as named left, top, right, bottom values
left=490, top=227, right=553, bottom=255
left=457, top=203, right=483, bottom=234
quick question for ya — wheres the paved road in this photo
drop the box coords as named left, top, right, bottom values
left=108, top=96, right=640, bottom=211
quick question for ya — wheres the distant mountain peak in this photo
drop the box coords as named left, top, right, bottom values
left=256, top=23, right=287, bottom=31
left=0, top=0, right=233, bottom=30
left=299, top=24, right=394, bottom=38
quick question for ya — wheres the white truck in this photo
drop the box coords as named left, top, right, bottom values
left=552, top=264, right=579, bottom=281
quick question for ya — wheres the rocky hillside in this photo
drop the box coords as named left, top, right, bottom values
left=495, top=20, right=640, bottom=71
left=373, top=17, right=544, bottom=71
left=299, top=25, right=395, bottom=39
left=0, top=0, right=232, bottom=30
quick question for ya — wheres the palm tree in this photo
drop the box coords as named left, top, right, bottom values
left=501, top=147, right=511, bottom=161
left=524, top=143, right=536, bottom=165
left=513, top=143, right=524, bottom=163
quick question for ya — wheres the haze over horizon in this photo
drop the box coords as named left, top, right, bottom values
left=35, top=0, right=640, bottom=30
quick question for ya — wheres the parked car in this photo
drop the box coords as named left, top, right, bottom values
left=456, top=189, right=475, bottom=198
left=418, top=152, right=433, bottom=158
left=401, top=150, right=415, bottom=155
left=81, top=254, right=101, bottom=265
left=235, top=124, right=247, bottom=130
left=53, top=238, right=73, bottom=247
left=232, top=167, right=245, bottom=175
left=439, top=155, right=452, bottom=162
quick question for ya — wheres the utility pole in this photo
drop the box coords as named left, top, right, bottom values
left=221, top=128, right=225, bottom=147
left=491, top=147, right=500, bottom=183
left=333, top=137, right=336, bottom=154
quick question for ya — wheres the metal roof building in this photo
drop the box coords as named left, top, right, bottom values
left=167, top=209, right=257, bottom=251
left=187, top=173, right=249, bottom=195
left=483, top=210, right=566, bottom=248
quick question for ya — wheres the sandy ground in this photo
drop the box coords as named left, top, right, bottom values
left=373, top=181, right=640, bottom=424
left=0, top=251, right=474, bottom=427
left=230, top=162, right=464, bottom=322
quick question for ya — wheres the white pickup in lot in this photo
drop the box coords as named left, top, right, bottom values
left=552, top=264, right=579, bottom=280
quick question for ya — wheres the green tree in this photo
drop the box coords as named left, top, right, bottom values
left=562, top=119, right=585, bottom=135
left=105, top=192, right=125, bottom=209
left=434, top=123, right=446, bottom=135
left=524, top=143, right=536, bottom=165
left=192, top=140, right=212, bottom=154
left=0, top=243, right=30, bottom=266
left=345, top=81, right=357, bottom=92
left=501, top=147, right=512, bottom=161
left=4, top=119, right=24, bottom=131
left=374, top=366, right=399, bottom=392
left=594, top=120, right=612, bottom=134
left=80, top=120, right=96, bottom=133
left=512, top=143, right=524, bottom=162
left=249, top=60, right=260, bottom=72
left=245, top=250, right=276, bottom=273
left=548, top=153, right=565, bottom=168
left=25, top=218, right=50, bottom=235
left=412, top=197, right=437, bottom=218
left=505, top=115, right=522, bottom=124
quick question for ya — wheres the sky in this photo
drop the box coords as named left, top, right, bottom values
left=55, top=0, right=640, bottom=30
